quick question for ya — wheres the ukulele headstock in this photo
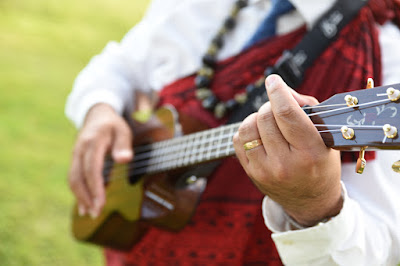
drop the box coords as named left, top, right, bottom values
left=309, top=83, right=400, bottom=151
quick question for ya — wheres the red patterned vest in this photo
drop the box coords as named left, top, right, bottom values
left=106, top=1, right=400, bottom=265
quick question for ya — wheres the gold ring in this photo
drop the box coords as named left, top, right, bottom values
left=243, top=139, right=263, bottom=151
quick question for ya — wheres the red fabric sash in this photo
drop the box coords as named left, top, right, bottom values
left=105, top=1, right=399, bottom=265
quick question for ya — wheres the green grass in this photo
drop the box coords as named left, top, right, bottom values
left=0, top=0, right=150, bottom=265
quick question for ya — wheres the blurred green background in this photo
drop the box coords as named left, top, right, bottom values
left=0, top=0, right=149, bottom=265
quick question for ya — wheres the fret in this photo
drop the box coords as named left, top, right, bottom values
left=215, top=126, right=224, bottom=159
left=154, top=140, right=167, bottom=166
left=153, top=140, right=168, bottom=172
left=189, top=134, right=197, bottom=164
left=192, top=132, right=203, bottom=164
left=177, top=135, right=188, bottom=168
left=153, top=140, right=163, bottom=159
left=165, top=138, right=179, bottom=170
left=183, top=136, right=192, bottom=166
left=202, top=130, right=210, bottom=162
left=197, top=130, right=206, bottom=163
left=212, top=127, right=225, bottom=159
left=166, top=156, right=174, bottom=170
left=223, top=125, right=232, bottom=156
left=170, top=137, right=182, bottom=169
left=227, top=124, right=239, bottom=156
left=168, top=145, right=177, bottom=170
left=207, top=128, right=217, bottom=161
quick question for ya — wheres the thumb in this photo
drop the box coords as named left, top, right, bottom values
left=265, top=75, right=319, bottom=107
left=111, top=120, right=134, bottom=163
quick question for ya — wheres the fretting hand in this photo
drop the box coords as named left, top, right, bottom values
left=68, top=103, right=134, bottom=218
left=233, top=75, right=343, bottom=227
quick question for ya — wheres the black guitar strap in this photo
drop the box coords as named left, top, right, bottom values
left=227, top=0, right=369, bottom=124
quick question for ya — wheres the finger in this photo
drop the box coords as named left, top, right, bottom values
left=237, top=113, right=267, bottom=166
left=265, top=75, right=323, bottom=149
left=69, top=149, right=93, bottom=216
left=111, top=120, right=134, bottom=163
left=256, top=102, right=289, bottom=154
left=233, top=132, right=250, bottom=169
left=290, top=89, right=319, bottom=106
left=82, top=140, right=108, bottom=218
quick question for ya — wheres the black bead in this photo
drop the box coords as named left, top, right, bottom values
left=225, top=99, right=238, bottom=110
left=224, top=17, right=236, bottom=30
left=264, top=66, right=275, bottom=77
left=202, top=95, right=218, bottom=110
left=195, top=75, right=211, bottom=88
left=246, top=84, right=256, bottom=94
left=202, top=54, right=217, bottom=67
left=212, top=35, right=224, bottom=49
left=236, top=0, right=248, bottom=8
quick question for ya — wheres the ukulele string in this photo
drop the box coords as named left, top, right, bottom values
left=111, top=97, right=390, bottom=168
left=308, top=98, right=390, bottom=117
left=103, top=92, right=394, bottom=172
left=104, top=96, right=394, bottom=182
left=105, top=127, right=239, bottom=181
left=108, top=124, right=388, bottom=180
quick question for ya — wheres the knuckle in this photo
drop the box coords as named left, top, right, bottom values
left=72, top=145, right=81, bottom=158
left=83, top=165, right=96, bottom=182
left=245, top=147, right=263, bottom=161
left=232, top=133, right=240, bottom=145
left=271, top=162, right=289, bottom=182
left=68, top=176, right=80, bottom=190
left=275, top=105, right=297, bottom=119
left=117, top=123, right=133, bottom=140
left=238, top=120, right=256, bottom=138
left=257, top=109, right=274, bottom=124
left=78, top=132, right=98, bottom=149
left=300, top=151, right=322, bottom=167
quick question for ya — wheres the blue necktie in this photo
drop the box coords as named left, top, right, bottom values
left=244, top=0, right=294, bottom=49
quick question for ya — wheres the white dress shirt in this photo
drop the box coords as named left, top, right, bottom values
left=65, top=0, right=400, bottom=264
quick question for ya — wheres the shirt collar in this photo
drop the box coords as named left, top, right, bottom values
left=249, top=0, right=337, bottom=28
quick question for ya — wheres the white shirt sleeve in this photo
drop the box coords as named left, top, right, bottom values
left=64, top=0, right=189, bottom=128
left=262, top=22, right=400, bottom=266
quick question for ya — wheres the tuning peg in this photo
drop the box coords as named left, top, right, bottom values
left=393, top=161, right=400, bottom=174
left=341, top=126, right=355, bottom=140
left=366, top=78, right=374, bottom=89
left=387, top=87, right=400, bottom=102
left=383, top=124, right=398, bottom=139
left=345, top=95, right=359, bottom=107
left=356, top=147, right=367, bottom=174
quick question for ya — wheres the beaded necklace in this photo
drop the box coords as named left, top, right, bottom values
left=194, top=0, right=266, bottom=118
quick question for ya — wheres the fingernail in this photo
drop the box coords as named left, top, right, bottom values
left=89, top=208, right=99, bottom=219
left=78, top=205, right=86, bottom=217
left=114, top=150, right=133, bottom=159
left=94, top=197, right=102, bottom=210
left=265, top=75, right=278, bottom=89
left=89, top=198, right=102, bottom=219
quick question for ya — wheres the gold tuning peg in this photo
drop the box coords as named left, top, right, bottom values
left=393, top=161, right=400, bottom=174
left=366, top=78, right=374, bottom=89
left=356, top=147, right=367, bottom=174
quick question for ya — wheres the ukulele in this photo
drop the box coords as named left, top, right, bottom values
left=71, top=82, right=400, bottom=250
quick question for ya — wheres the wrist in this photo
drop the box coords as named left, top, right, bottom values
left=284, top=184, right=344, bottom=228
